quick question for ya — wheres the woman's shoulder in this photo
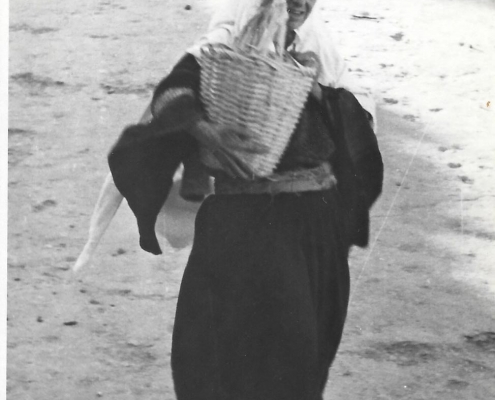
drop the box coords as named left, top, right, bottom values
left=297, top=18, right=346, bottom=87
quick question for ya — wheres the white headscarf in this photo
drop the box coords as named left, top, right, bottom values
left=187, top=0, right=376, bottom=123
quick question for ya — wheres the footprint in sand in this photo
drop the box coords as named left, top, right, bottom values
left=8, top=128, right=33, bottom=136
left=8, top=262, right=26, bottom=270
left=383, top=98, right=399, bottom=105
left=32, top=199, right=57, bottom=212
left=458, top=175, right=474, bottom=184
left=466, top=229, right=495, bottom=241
left=112, top=248, right=127, bottom=256
left=448, top=162, right=462, bottom=168
left=360, top=341, right=438, bottom=366
left=11, top=72, right=65, bottom=90
left=31, top=27, right=58, bottom=34
left=464, top=332, right=495, bottom=352
left=107, top=289, right=133, bottom=297
left=390, top=32, right=404, bottom=41
left=10, top=23, right=58, bottom=34
left=446, top=380, right=469, bottom=389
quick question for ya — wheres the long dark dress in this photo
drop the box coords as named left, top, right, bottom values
left=172, top=189, right=350, bottom=400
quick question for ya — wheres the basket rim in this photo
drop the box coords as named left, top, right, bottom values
left=199, top=43, right=316, bottom=77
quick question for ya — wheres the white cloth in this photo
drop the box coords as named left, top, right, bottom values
left=187, top=0, right=377, bottom=126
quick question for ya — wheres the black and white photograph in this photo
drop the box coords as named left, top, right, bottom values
left=4, top=0, right=495, bottom=399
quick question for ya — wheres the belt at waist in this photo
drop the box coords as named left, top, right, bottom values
left=214, top=162, right=337, bottom=195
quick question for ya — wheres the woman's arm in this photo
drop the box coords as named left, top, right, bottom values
left=151, top=54, right=268, bottom=180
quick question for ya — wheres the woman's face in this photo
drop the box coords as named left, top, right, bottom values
left=286, top=0, right=317, bottom=30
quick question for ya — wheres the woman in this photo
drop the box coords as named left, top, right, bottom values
left=82, top=0, right=381, bottom=397
left=131, top=1, right=384, bottom=399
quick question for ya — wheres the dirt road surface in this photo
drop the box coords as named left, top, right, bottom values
left=7, top=0, right=495, bottom=399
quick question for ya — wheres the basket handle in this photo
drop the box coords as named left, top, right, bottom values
left=233, top=0, right=288, bottom=59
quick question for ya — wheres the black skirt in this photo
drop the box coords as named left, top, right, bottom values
left=171, top=188, right=350, bottom=400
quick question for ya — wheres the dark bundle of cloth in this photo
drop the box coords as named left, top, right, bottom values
left=108, top=54, right=383, bottom=254
left=321, top=87, right=383, bottom=247
left=108, top=55, right=208, bottom=255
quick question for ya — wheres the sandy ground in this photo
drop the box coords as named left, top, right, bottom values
left=6, top=0, right=495, bottom=399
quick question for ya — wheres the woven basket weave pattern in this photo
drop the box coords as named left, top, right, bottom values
left=199, top=46, right=315, bottom=177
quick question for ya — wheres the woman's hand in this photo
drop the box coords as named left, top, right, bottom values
left=190, top=120, right=269, bottom=180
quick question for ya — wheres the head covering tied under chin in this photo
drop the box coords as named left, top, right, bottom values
left=187, top=0, right=376, bottom=121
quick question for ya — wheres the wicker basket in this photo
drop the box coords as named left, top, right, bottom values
left=198, top=1, right=317, bottom=178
